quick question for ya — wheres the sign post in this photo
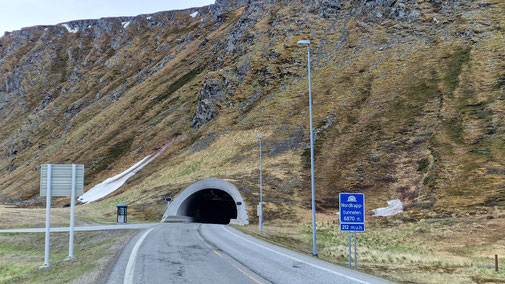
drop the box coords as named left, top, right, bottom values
left=348, top=232, right=351, bottom=268
left=354, top=231, right=357, bottom=269
left=339, top=193, right=365, bottom=269
left=42, top=164, right=52, bottom=267
left=40, top=164, right=84, bottom=267
left=67, top=164, right=76, bottom=259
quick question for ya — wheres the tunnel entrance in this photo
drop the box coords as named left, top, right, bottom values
left=162, top=178, right=249, bottom=225
left=184, top=189, right=237, bottom=224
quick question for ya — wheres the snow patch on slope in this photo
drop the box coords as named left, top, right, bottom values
left=190, top=12, right=199, bottom=18
left=122, top=21, right=131, bottom=29
left=78, top=144, right=170, bottom=204
left=62, top=24, right=78, bottom=33
left=372, top=199, right=403, bottom=217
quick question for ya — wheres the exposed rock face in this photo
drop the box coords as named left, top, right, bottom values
left=192, top=73, right=234, bottom=128
left=350, top=0, right=422, bottom=22
left=211, top=0, right=249, bottom=16
left=4, top=71, right=25, bottom=95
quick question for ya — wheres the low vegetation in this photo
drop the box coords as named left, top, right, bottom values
left=239, top=210, right=505, bottom=284
left=0, top=230, right=134, bottom=283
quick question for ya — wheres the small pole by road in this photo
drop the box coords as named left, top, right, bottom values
left=256, top=135, right=263, bottom=231
left=496, top=255, right=499, bottom=272
left=164, top=196, right=172, bottom=206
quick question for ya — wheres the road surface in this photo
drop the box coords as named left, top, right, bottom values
left=107, top=223, right=391, bottom=284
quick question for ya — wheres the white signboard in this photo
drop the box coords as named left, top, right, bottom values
left=40, top=164, right=84, bottom=196
left=40, top=164, right=84, bottom=267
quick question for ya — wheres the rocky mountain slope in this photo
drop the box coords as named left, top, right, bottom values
left=0, top=0, right=504, bottom=221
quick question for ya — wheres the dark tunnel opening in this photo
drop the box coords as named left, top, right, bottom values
left=184, top=188, right=237, bottom=224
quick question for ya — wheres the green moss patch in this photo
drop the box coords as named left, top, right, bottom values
left=87, top=137, right=134, bottom=179
left=444, top=47, right=472, bottom=92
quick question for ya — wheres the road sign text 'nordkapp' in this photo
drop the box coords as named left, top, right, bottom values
left=339, top=193, right=365, bottom=232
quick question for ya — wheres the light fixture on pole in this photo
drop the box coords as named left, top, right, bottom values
left=297, top=39, right=318, bottom=257
left=256, top=135, right=263, bottom=231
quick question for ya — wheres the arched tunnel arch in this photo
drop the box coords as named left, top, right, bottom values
left=180, top=188, right=237, bottom=224
left=161, top=178, right=249, bottom=225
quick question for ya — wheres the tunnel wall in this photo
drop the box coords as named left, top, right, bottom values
left=161, top=178, right=249, bottom=225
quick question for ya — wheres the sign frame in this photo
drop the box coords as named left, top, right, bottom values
left=339, top=192, right=365, bottom=270
left=40, top=164, right=84, bottom=268
left=339, top=193, right=365, bottom=232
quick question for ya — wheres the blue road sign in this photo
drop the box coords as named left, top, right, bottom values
left=339, top=193, right=365, bottom=232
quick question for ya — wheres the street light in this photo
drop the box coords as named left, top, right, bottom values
left=256, top=135, right=263, bottom=231
left=298, top=39, right=318, bottom=257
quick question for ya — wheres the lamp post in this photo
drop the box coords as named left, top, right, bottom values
left=298, top=39, right=317, bottom=257
left=256, top=135, right=263, bottom=231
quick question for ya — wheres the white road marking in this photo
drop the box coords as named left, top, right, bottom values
left=221, top=225, right=370, bottom=284
left=198, top=227, right=262, bottom=283
left=123, top=226, right=158, bottom=284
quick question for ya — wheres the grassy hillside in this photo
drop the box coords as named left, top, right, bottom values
left=0, top=0, right=503, bottom=224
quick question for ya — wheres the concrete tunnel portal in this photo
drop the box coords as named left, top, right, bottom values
left=162, top=178, right=249, bottom=225
left=180, top=188, right=237, bottom=224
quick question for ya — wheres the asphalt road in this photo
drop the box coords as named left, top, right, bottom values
left=107, top=223, right=391, bottom=284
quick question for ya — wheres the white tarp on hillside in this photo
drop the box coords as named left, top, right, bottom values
left=78, top=144, right=169, bottom=204
left=372, top=199, right=403, bottom=217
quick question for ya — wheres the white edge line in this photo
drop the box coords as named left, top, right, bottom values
left=123, top=226, right=158, bottom=284
left=221, top=225, right=370, bottom=284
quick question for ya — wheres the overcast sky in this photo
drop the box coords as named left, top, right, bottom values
left=0, top=0, right=216, bottom=35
